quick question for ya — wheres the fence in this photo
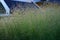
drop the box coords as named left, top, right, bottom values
left=0, top=0, right=60, bottom=16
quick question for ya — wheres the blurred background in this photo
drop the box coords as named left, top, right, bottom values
left=0, top=0, right=60, bottom=40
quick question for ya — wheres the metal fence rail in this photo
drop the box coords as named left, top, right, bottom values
left=0, top=0, right=10, bottom=16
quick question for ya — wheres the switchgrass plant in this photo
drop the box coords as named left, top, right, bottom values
left=0, top=3, right=60, bottom=40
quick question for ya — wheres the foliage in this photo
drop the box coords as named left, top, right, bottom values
left=0, top=3, right=60, bottom=40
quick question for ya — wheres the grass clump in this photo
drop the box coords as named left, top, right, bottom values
left=0, top=3, right=60, bottom=40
